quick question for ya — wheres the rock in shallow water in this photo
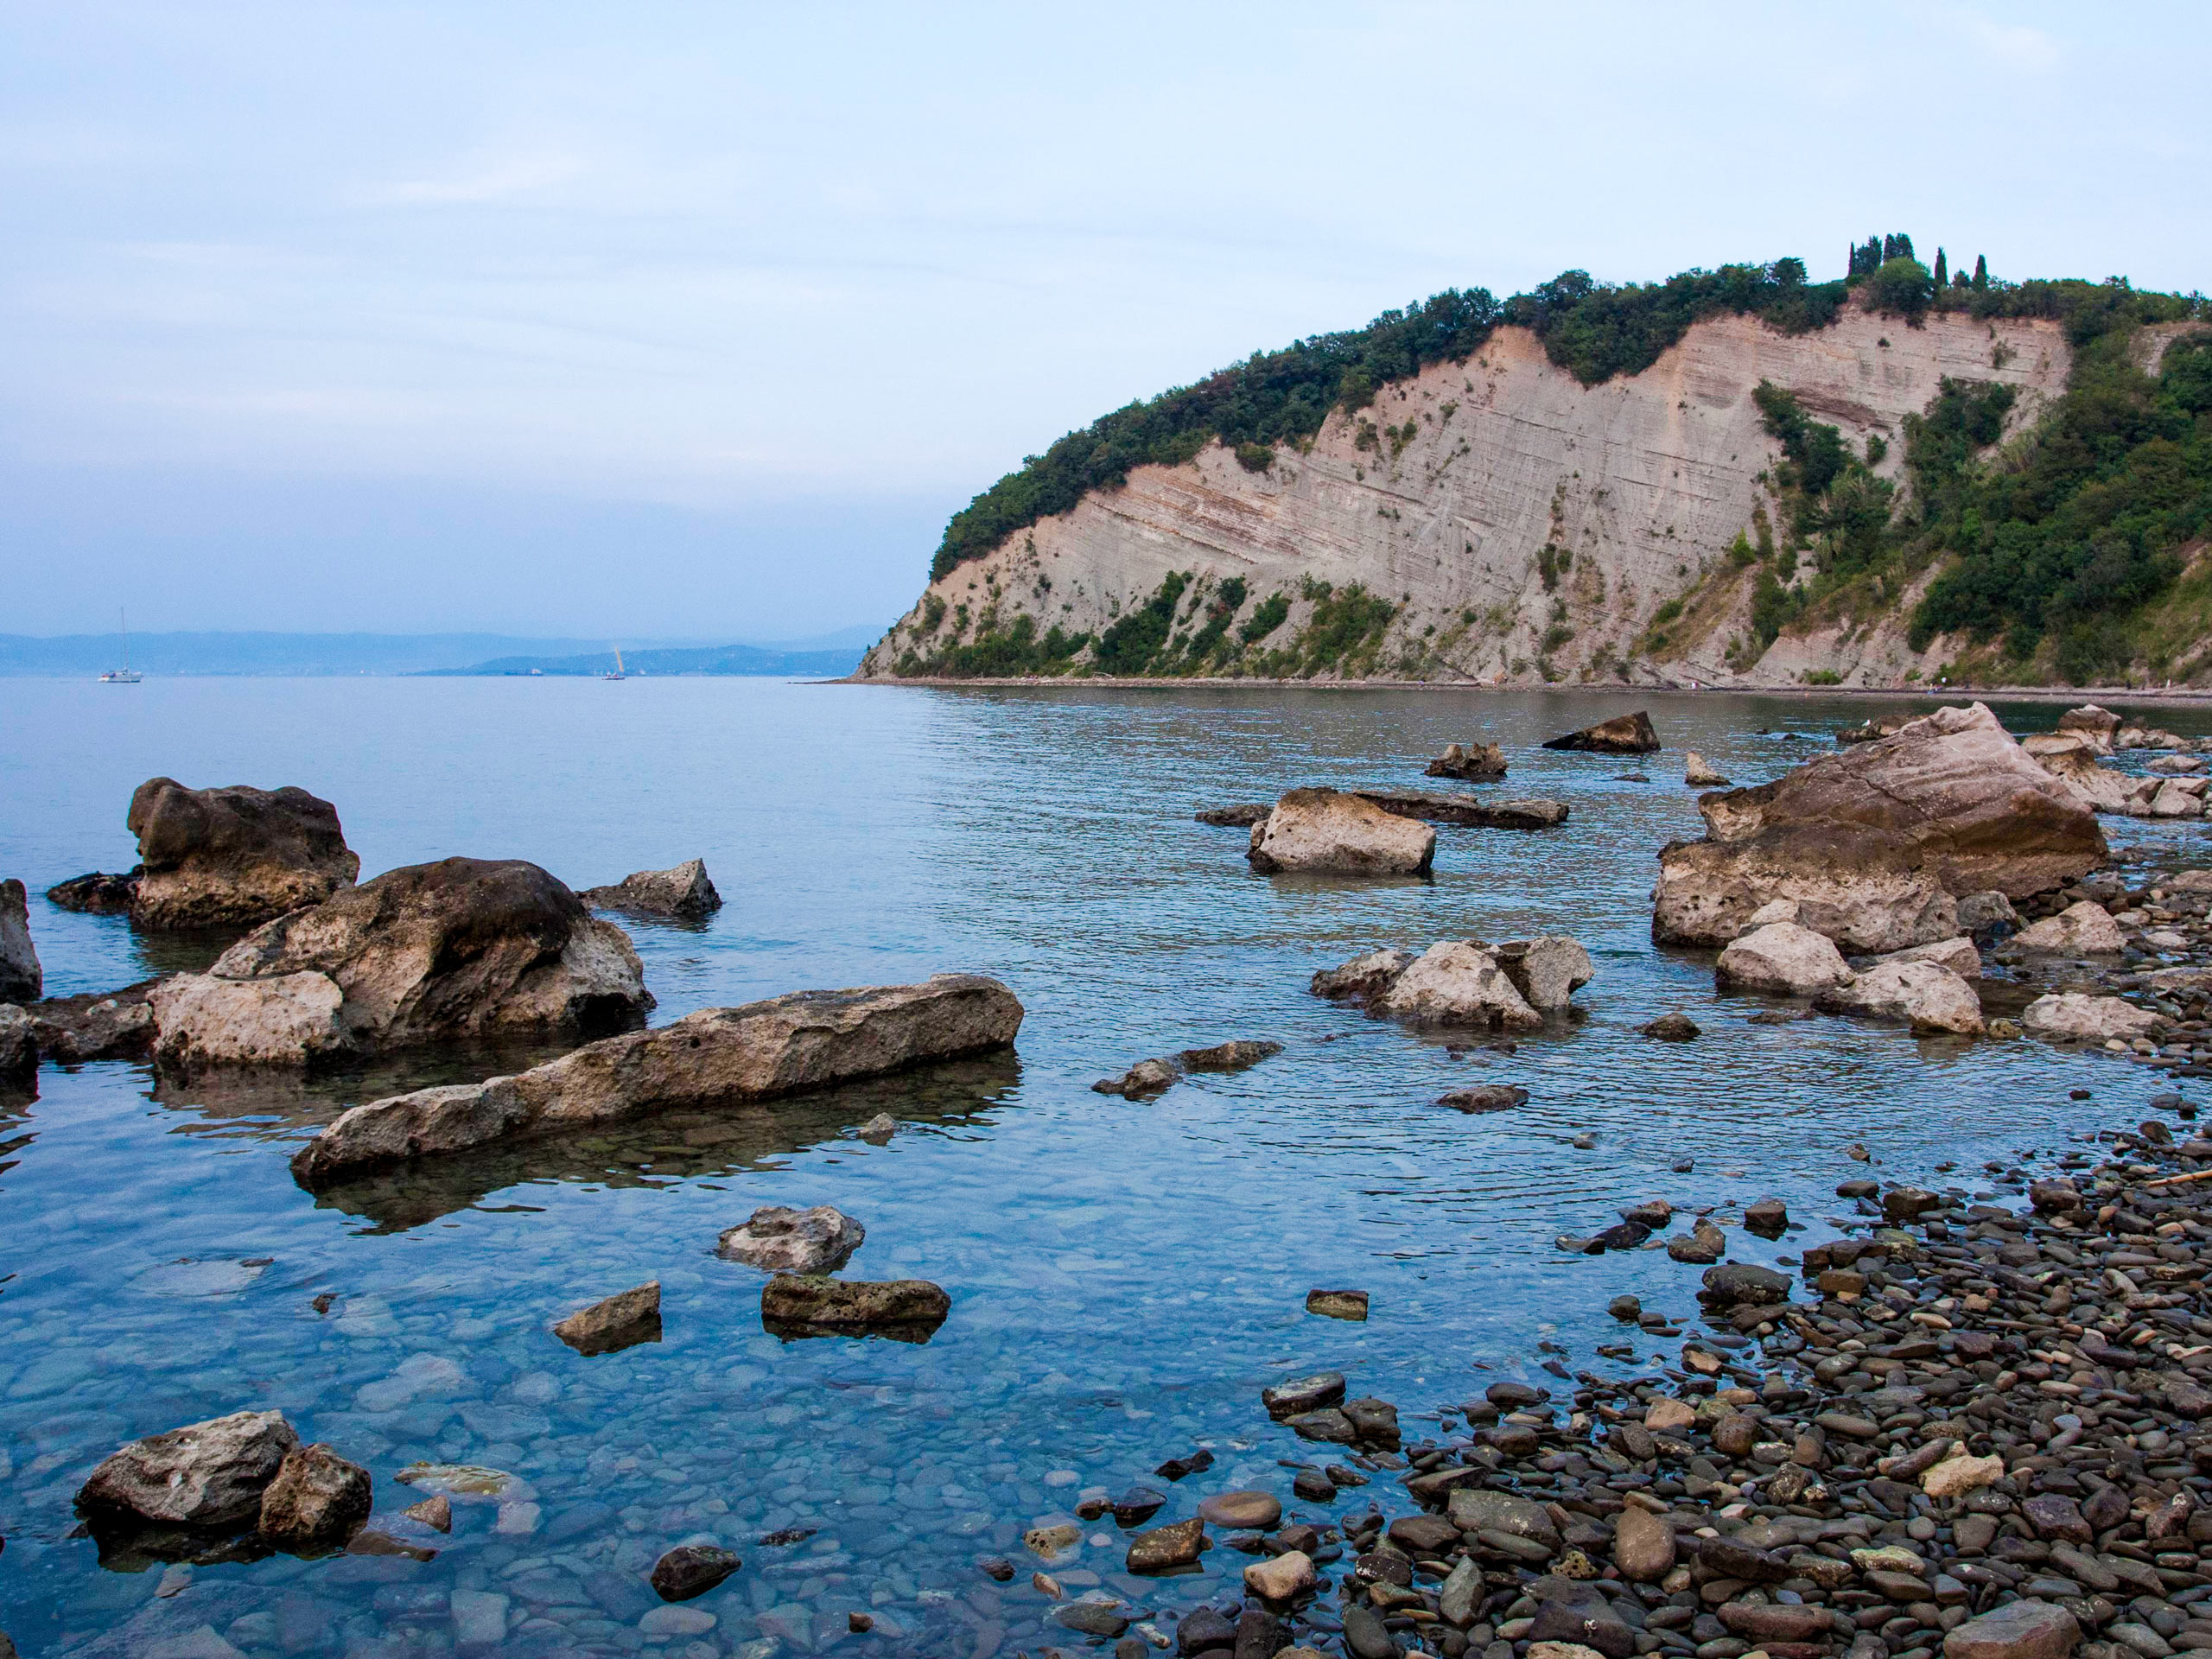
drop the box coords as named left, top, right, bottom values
left=552, top=1281, right=661, bottom=1356
left=1306, top=1288, right=1369, bottom=1321
left=1437, top=1084, right=1529, bottom=1113
left=1376, top=941, right=1543, bottom=1029
left=716, top=1205, right=865, bottom=1274
left=0, top=880, right=40, bottom=1004
left=1125, top=1517, right=1206, bottom=1573
left=257, top=1443, right=371, bottom=1552
left=124, top=777, right=361, bottom=931
left=579, top=857, right=721, bottom=919
left=1716, top=921, right=1852, bottom=995
left=1248, top=788, right=1435, bottom=876
left=1640, top=1011, right=1700, bottom=1040
left=1543, top=711, right=1660, bottom=753
left=760, top=1274, right=950, bottom=1339
left=77, top=1410, right=301, bottom=1529
left=651, top=1543, right=741, bottom=1602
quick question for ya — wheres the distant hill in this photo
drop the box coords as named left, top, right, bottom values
left=0, top=629, right=873, bottom=677
left=432, top=642, right=861, bottom=677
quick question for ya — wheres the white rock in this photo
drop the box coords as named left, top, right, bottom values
left=2024, top=732, right=2145, bottom=814
left=1876, top=936, right=1981, bottom=980
left=1374, top=942, right=1542, bottom=1029
left=2022, top=993, right=2162, bottom=1042
left=716, top=1205, right=866, bottom=1274
left=2013, top=901, right=2125, bottom=955
left=2149, top=754, right=2208, bottom=776
left=2149, top=779, right=2209, bottom=818
left=1818, top=960, right=1985, bottom=1035
left=1684, top=752, right=1730, bottom=787
left=1745, top=899, right=1802, bottom=930
left=1248, top=788, right=1434, bottom=876
left=149, top=970, right=346, bottom=1069
left=1715, top=922, right=1852, bottom=995
left=1493, top=936, right=1593, bottom=1012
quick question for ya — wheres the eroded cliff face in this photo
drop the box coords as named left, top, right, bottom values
left=859, top=303, right=2070, bottom=685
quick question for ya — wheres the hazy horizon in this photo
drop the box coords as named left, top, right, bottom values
left=7, top=1, right=2208, bottom=639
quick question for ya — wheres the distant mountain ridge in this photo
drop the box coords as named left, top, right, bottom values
left=0, top=628, right=874, bottom=677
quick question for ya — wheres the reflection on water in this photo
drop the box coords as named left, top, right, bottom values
left=0, top=679, right=2209, bottom=1656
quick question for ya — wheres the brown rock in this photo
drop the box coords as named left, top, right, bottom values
left=1543, top=712, right=1660, bottom=754
left=1306, top=1288, right=1369, bottom=1321
left=0, top=879, right=40, bottom=1004
left=1653, top=704, right=2105, bottom=950
left=1943, top=1599, right=2081, bottom=1659
left=76, top=1409, right=301, bottom=1529
left=553, top=1281, right=662, bottom=1355
left=1247, top=788, right=1436, bottom=875
left=1388, top=1514, right=1461, bottom=1556
left=651, top=1543, right=741, bottom=1601
left=760, top=1274, right=950, bottom=1338
left=1719, top=1603, right=1833, bottom=1643
left=124, top=778, right=360, bottom=930
left=1244, top=1548, right=1314, bottom=1601
left=257, top=1443, right=372, bottom=1551
left=1199, top=1491, right=1282, bottom=1530
left=579, top=858, right=721, bottom=919
left=1427, top=742, right=1508, bottom=780
left=1374, top=941, right=1543, bottom=1029
left=291, top=973, right=1021, bottom=1185
left=1126, top=1517, right=1206, bottom=1573
left=1612, top=1506, right=1675, bottom=1582
left=403, top=1495, right=452, bottom=1533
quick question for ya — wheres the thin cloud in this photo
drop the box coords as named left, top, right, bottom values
left=377, top=149, right=584, bottom=206
left=1962, top=16, right=2062, bottom=71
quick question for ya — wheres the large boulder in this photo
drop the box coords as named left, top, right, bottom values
left=2014, top=901, right=2125, bottom=956
left=1653, top=704, right=2105, bottom=951
left=1248, top=789, right=1434, bottom=875
left=1715, top=923, right=1851, bottom=995
left=290, top=973, right=1023, bottom=1185
left=2022, top=993, right=2162, bottom=1043
left=579, top=858, right=722, bottom=919
left=0, top=880, right=39, bottom=1004
left=2024, top=734, right=2152, bottom=815
left=1373, top=942, right=1543, bottom=1029
left=2056, top=704, right=2122, bottom=753
left=77, top=1410, right=301, bottom=1529
left=149, top=971, right=348, bottom=1070
left=124, top=779, right=360, bottom=930
left=1543, top=711, right=1660, bottom=753
left=156, top=858, right=650, bottom=1066
left=1815, top=959, right=1985, bottom=1036
left=1426, top=742, right=1506, bottom=779
left=1494, top=937, right=1594, bottom=1013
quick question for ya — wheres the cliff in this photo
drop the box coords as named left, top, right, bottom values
left=861, top=276, right=2210, bottom=688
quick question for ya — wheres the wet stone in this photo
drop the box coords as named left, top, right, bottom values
left=1262, top=1372, right=1346, bottom=1420
left=1306, top=1288, right=1369, bottom=1321
left=651, top=1543, right=741, bottom=1602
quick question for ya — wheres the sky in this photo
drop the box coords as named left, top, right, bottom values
left=3, top=2, right=2207, bottom=641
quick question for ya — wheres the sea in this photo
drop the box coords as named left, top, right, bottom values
left=1, top=677, right=2206, bottom=1657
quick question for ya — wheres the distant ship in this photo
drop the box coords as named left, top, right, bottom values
left=603, top=647, right=626, bottom=682
left=99, top=610, right=142, bottom=683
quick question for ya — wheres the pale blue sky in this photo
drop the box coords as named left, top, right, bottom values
left=4, top=2, right=2205, bottom=638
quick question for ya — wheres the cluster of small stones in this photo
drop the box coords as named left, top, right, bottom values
left=1023, top=1105, right=2212, bottom=1659
left=2005, top=866, right=2212, bottom=1075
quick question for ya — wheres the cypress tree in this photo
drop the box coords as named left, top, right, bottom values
left=1894, top=232, right=1914, bottom=262
left=1973, top=254, right=1987, bottom=290
left=1933, top=248, right=1948, bottom=288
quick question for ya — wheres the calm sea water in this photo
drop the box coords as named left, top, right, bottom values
left=2, top=677, right=2208, bottom=1658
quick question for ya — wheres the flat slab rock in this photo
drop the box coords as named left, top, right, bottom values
left=760, top=1274, right=950, bottom=1340
left=1351, top=790, right=1568, bottom=830
left=290, top=973, right=1023, bottom=1186
left=554, top=1281, right=662, bottom=1356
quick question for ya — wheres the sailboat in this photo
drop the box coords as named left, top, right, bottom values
left=99, top=609, right=142, bottom=683
left=603, top=647, right=626, bottom=682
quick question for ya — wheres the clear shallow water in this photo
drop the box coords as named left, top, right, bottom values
left=2, top=678, right=2209, bottom=1657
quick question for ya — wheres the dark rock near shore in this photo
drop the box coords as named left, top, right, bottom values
left=46, top=868, right=141, bottom=914
left=1437, top=1084, right=1529, bottom=1112
left=1426, top=741, right=1508, bottom=780
left=0, top=1006, right=31, bottom=1078
left=1544, top=711, right=1661, bottom=753
left=0, top=880, right=40, bottom=1004
left=1699, top=1262, right=1789, bottom=1306
left=27, top=981, right=157, bottom=1063
left=652, top=1543, right=741, bottom=1601
left=257, top=1443, right=371, bottom=1552
left=1197, top=804, right=1271, bottom=827
left=578, top=858, right=721, bottom=919
left=125, top=778, right=360, bottom=931
left=1262, top=1371, right=1346, bottom=1419
left=1641, top=1010, right=1701, bottom=1040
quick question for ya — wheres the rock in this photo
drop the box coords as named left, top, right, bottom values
left=857, top=1111, right=896, bottom=1144
left=1943, top=1599, right=2080, bottom=1659
left=2151, top=753, right=2209, bottom=775
left=716, top=1205, right=865, bottom=1274
left=1700, top=1262, right=1789, bottom=1306
left=1654, top=704, right=2104, bottom=950
left=1719, top=1603, right=1833, bottom=1643
left=46, top=868, right=141, bottom=914
left=1641, top=1011, right=1700, bottom=1040
left=1644, top=1397, right=1696, bottom=1432
left=1427, top=742, right=1508, bottom=779
left=2022, top=993, right=2162, bottom=1042
left=1716, top=923, right=1852, bottom=995
left=2027, top=1179, right=2082, bottom=1214
left=1095, top=1058, right=1179, bottom=1097
left=1306, top=1289, right=1369, bottom=1321
left=1126, top=1517, right=1205, bottom=1573
left=1448, top=1489, right=1560, bottom=1548
left=1668, top=1217, right=1726, bottom=1263
left=1743, top=1197, right=1789, bottom=1236
left=1957, top=890, right=2021, bottom=938
left=2014, top=901, right=2126, bottom=955
left=1543, top=711, right=1660, bottom=753
left=1878, top=935, right=1983, bottom=978
left=291, top=973, right=1021, bottom=1185
left=1248, top=788, right=1436, bottom=875
left=257, top=1443, right=371, bottom=1551
left=760, top=1275, right=950, bottom=1338
left=149, top=971, right=348, bottom=1071
left=1815, top=959, right=1986, bottom=1035
left=1197, top=804, right=1272, bottom=827
left=1613, top=1506, right=1675, bottom=1581
left=0, top=1005, right=30, bottom=1077
left=1179, top=1039, right=1281, bottom=1072
left=0, top=881, right=39, bottom=1004
left=1374, top=941, right=1542, bottom=1029
left=1685, top=752, right=1731, bottom=787
left=403, top=1495, right=451, bottom=1532
left=1883, top=1185, right=1942, bottom=1224
left=1493, top=937, right=1594, bottom=1013
left=2026, top=734, right=2146, bottom=814
left=77, top=1410, right=301, bottom=1529
left=578, top=858, right=722, bottom=919
left=1262, top=1372, right=1345, bottom=1419
left=2149, top=779, right=2209, bottom=817
left=1095, top=1039, right=1282, bottom=1098
left=2058, top=704, right=2122, bottom=751
left=1353, top=789, right=1569, bottom=830
left=1311, top=947, right=1417, bottom=1004
left=552, top=1281, right=661, bottom=1356
left=1922, top=1453, right=2004, bottom=1498
left=1059, top=1602, right=1132, bottom=1639
left=192, top=857, right=647, bottom=1058
left=1199, top=1491, right=1282, bottom=1529
left=124, top=778, right=360, bottom=930
left=1438, top=1084, right=1529, bottom=1113
left=1179, top=1609, right=1239, bottom=1655
left=27, top=983, right=158, bottom=1062
left=1341, top=1397, right=1399, bottom=1449
left=652, top=1543, right=741, bottom=1601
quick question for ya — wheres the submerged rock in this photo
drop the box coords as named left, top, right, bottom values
left=1437, top=1084, right=1529, bottom=1113
left=0, top=880, right=40, bottom=1004
left=1543, top=711, right=1660, bottom=753
left=290, top=973, right=1021, bottom=1185
left=1248, top=788, right=1434, bottom=876
left=77, top=1410, right=302, bottom=1529
left=652, top=1543, right=741, bottom=1602
left=1306, top=1288, right=1370, bottom=1321
left=552, top=1281, right=662, bottom=1356
left=1715, top=922, right=1851, bottom=995
left=124, top=778, right=360, bottom=931
left=1426, top=741, right=1507, bottom=779
left=716, top=1205, right=865, bottom=1274
left=1093, top=1039, right=1281, bottom=1098
left=1375, top=941, right=1544, bottom=1029
left=1653, top=703, right=2104, bottom=951
left=257, top=1443, right=372, bottom=1552
left=46, top=868, right=141, bottom=914
left=578, top=858, right=721, bottom=919
left=1196, top=804, right=1271, bottom=827
left=760, top=1274, right=950, bottom=1339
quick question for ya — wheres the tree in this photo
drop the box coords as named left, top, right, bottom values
left=1973, top=254, right=1987, bottom=291
left=1772, top=256, right=1807, bottom=288
left=1933, top=248, right=1948, bottom=289
left=1866, top=257, right=1934, bottom=321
